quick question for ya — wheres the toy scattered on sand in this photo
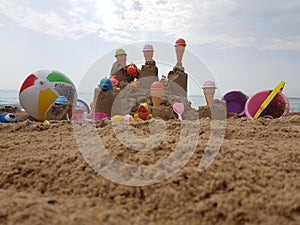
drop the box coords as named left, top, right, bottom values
left=160, top=75, right=168, bottom=86
left=138, top=44, right=159, bottom=89
left=91, top=112, right=109, bottom=120
left=173, top=103, right=185, bottom=120
left=43, top=120, right=50, bottom=125
left=174, top=38, right=186, bottom=71
left=110, top=76, right=119, bottom=87
left=74, top=99, right=90, bottom=115
left=167, top=38, right=188, bottom=94
left=245, top=81, right=289, bottom=119
left=44, top=95, right=73, bottom=120
left=0, top=113, right=19, bottom=123
left=222, top=90, right=248, bottom=116
left=111, top=115, right=124, bottom=121
left=55, top=95, right=69, bottom=105
left=143, top=44, right=154, bottom=62
left=252, top=81, right=285, bottom=119
left=19, top=70, right=77, bottom=121
left=98, top=77, right=113, bottom=91
left=202, top=80, right=217, bottom=106
left=150, top=81, right=164, bottom=107
left=110, top=49, right=127, bottom=76
left=134, top=103, right=153, bottom=120
left=127, top=63, right=139, bottom=79
left=111, top=114, right=134, bottom=121
left=123, top=114, right=134, bottom=121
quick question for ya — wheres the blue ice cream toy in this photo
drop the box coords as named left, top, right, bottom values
left=55, top=96, right=69, bottom=105
left=0, top=113, right=19, bottom=123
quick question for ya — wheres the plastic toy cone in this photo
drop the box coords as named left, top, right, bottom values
left=175, top=45, right=185, bottom=65
left=143, top=51, right=154, bottom=62
left=152, top=96, right=162, bottom=107
left=203, top=88, right=215, bottom=106
left=175, top=38, right=186, bottom=47
left=116, top=54, right=127, bottom=67
left=151, top=88, right=163, bottom=106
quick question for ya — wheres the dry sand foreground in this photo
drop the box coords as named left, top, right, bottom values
left=0, top=113, right=300, bottom=225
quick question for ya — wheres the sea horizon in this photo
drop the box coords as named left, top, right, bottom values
left=1, top=88, right=299, bottom=112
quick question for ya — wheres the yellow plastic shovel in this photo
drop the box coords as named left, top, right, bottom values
left=253, top=81, right=285, bottom=120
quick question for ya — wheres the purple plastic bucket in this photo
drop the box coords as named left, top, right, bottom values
left=222, top=91, right=248, bottom=116
left=245, top=90, right=290, bottom=119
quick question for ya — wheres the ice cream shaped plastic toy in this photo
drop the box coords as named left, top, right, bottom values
left=98, top=77, right=113, bottom=91
left=134, top=103, right=153, bottom=120
left=143, top=44, right=154, bottom=62
left=55, top=95, right=69, bottom=105
left=202, top=80, right=217, bottom=106
left=150, top=81, right=164, bottom=106
left=174, top=38, right=186, bottom=70
left=0, top=113, right=19, bottom=123
left=110, top=49, right=127, bottom=76
left=115, top=48, right=127, bottom=66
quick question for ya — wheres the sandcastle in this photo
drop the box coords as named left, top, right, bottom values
left=92, top=39, right=221, bottom=120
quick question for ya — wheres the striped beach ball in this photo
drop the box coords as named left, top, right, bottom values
left=19, top=70, right=77, bottom=121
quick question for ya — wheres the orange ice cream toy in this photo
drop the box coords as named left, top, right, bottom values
left=150, top=81, right=164, bottom=107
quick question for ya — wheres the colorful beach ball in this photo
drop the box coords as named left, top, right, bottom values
left=19, top=70, right=77, bottom=121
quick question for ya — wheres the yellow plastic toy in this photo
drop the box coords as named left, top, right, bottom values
left=134, top=103, right=153, bottom=120
left=253, top=81, right=285, bottom=120
left=111, top=115, right=125, bottom=121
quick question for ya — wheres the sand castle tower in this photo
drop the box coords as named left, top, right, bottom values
left=92, top=77, right=123, bottom=116
left=167, top=38, right=188, bottom=95
left=110, top=49, right=127, bottom=76
left=44, top=96, right=73, bottom=120
left=139, top=44, right=159, bottom=89
left=110, top=49, right=132, bottom=89
left=174, top=38, right=186, bottom=71
left=202, top=80, right=217, bottom=106
left=143, top=44, right=154, bottom=62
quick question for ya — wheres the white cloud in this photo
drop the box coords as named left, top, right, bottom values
left=0, top=1, right=101, bottom=40
left=0, top=0, right=299, bottom=50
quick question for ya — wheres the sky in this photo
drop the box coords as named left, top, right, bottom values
left=0, top=0, right=299, bottom=97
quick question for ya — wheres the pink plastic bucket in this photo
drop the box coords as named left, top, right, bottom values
left=245, top=90, right=290, bottom=119
left=91, top=112, right=108, bottom=120
left=222, top=91, right=248, bottom=116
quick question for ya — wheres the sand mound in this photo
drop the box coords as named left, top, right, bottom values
left=0, top=113, right=299, bottom=224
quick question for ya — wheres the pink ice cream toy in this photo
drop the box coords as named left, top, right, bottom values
left=150, top=81, right=164, bottom=106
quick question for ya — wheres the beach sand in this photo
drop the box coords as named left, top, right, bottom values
left=0, top=108, right=299, bottom=225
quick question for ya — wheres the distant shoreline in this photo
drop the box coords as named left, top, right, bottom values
left=1, top=89, right=299, bottom=112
